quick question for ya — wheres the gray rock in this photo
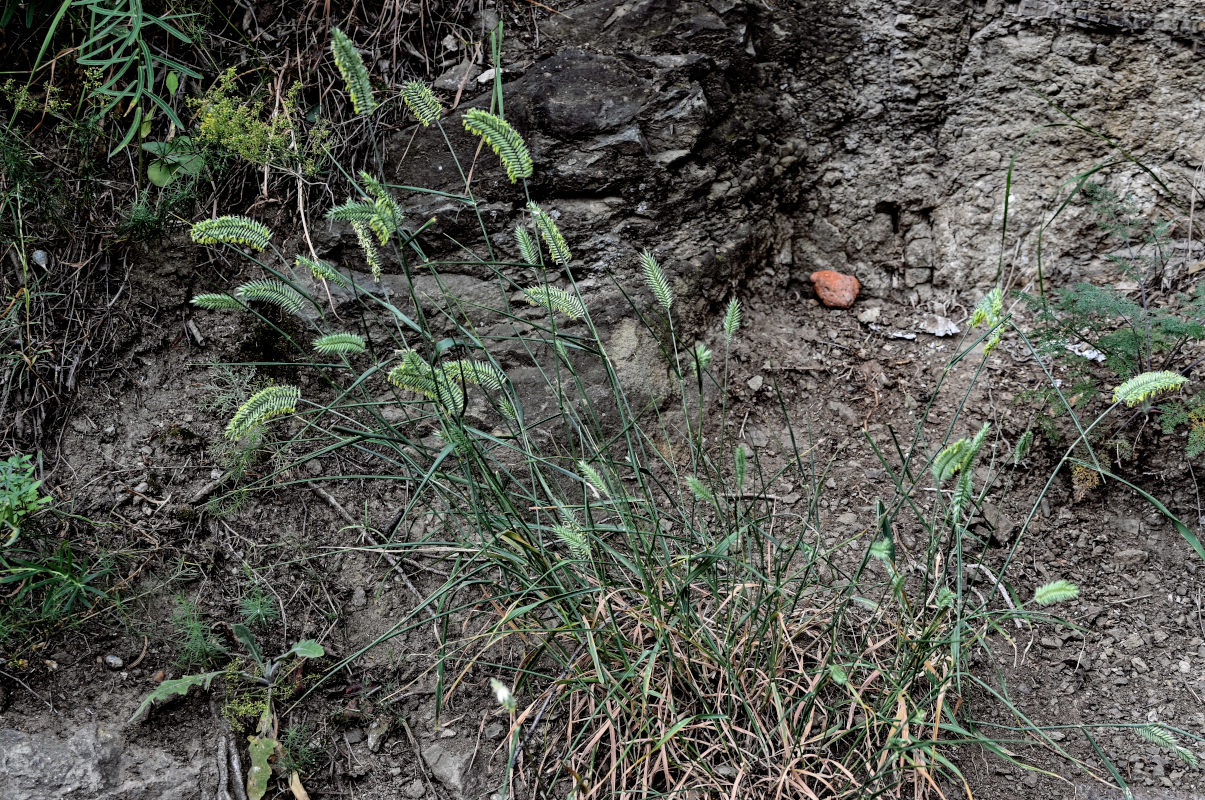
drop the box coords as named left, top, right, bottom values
left=103, top=654, right=124, bottom=670
left=0, top=724, right=206, bottom=800
left=827, top=400, right=859, bottom=426
left=1115, top=548, right=1149, bottom=568
left=421, top=740, right=481, bottom=794
left=366, top=716, right=392, bottom=752
left=512, top=51, right=650, bottom=138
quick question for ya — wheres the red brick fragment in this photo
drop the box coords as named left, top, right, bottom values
left=809, top=270, right=860, bottom=309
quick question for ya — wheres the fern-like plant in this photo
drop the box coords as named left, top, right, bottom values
left=237, top=279, right=307, bottom=316
left=387, top=351, right=465, bottom=415
left=1136, top=724, right=1199, bottom=766
left=723, top=298, right=741, bottom=345
left=932, top=423, right=990, bottom=483
left=226, top=385, right=300, bottom=440
left=515, top=226, right=541, bottom=266
left=402, top=81, right=443, bottom=126
left=527, top=203, right=571, bottom=265
left=313, top=333, right=366, bottom=355
left=192, top=293, right=242, bottom=311
left=1112, top=371, right=1186, bottom=407
left=191, top=216, right=273, bottom=251
left=640, top=250, right=672, bottom=312
left=296, top=256, right=350, bottom=288
left=577, top=461, right=610, bottom=499
left=970, top=287, right=1005, bottom=353
left=1031, top=579, right=1078, bottom=606
left=463, top=109, right=533, bottom=183
left=331, top=28, right=375, bottom=115
left=523, top=286, right=587, bottom=320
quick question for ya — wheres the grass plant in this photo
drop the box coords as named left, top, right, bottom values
left=172, top=27, right=1128, bottom=798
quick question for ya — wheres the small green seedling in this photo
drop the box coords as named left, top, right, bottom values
left=1, top=454, right=52, bottom=547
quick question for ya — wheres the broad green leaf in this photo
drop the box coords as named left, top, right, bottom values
left=147, top=160, right=179, bottom=187
left=128, top=671, right=223, bottom=723
left=286, top=640, right=324, bottom=659
left=166, top=70, right=179, bottom=96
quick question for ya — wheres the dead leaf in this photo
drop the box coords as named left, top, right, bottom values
left=288, top=772, right=311, bottom=800
left=246, top=735, right=278, bottom=800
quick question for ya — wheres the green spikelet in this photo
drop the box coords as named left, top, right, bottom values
left=932, top=423, right=991, bottom=483
left=522, top=286, right=587, bottom=320
left=966, top=422, right=991, bottom=463
left=1013, top=429, right=1034, bottom=464
left=734, top=445, right=747, bottom=491
left=1032, top=579, right=1078, bottom=606
left=1113, top=371, right=1187, bottom=406
left=226, top=385, right=300, bottom=440
left=951, top=469, right=973, bottom=522
left=190, top=216, right=272, bottom=251
left=372, top=195, right=404, bottom=243
left=296, top=255, right=350, bottom=288
left=358, top=172, right=404, bottom=243
left=577, top=461, right=609, bottom=499
left=442, top=359, right=506, bottom=391
left=515, top=226, right=541, bottom=265
left=869, top=534, right=894, bottom=565
left=828, top=664, right=849, bottom=685
left=1136, top=725, right=1199, bottom=766
left=352, top=222, right=382, bottom=281
left=402, top=81, right=443, bottom=126
left=437, top=422, right=474, bottom=455
left=191, top=293, right=242, bottom=310
left=932, top=439, right=968, bottom=484
left=723, top=297, right=741, bottom=344
left=971, top=287, right=1006, bottom=353
left=1177, top=746, right=1199, bottom=767
left=313, top=333, right=366, bottom=355
left=686, top=475, right=715, bottom=505
left=1137, top=724, right=1178, bottom=751
left=640, top=249, right=672, bottom=312
left=527, top=203, right=571, bottom=265
left=331, top=28, right=376, bottom=115
left=237, top=279, right=307, bottom=316
left=971, top=287, right=1004, bottom=328
left=553, top=509, right=590, bottom=562
left=688, top=342, right=712, bottom=376
left=462, top=109, right=533, bottom=182
left=497, top=396, right=518, bottom=420
left=387, top=350, right=464, bottom=415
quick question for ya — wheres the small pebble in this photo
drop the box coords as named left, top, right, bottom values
left=103, top=654, right=123, bottom=670
left=403, top=778, right=426, bottom=798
